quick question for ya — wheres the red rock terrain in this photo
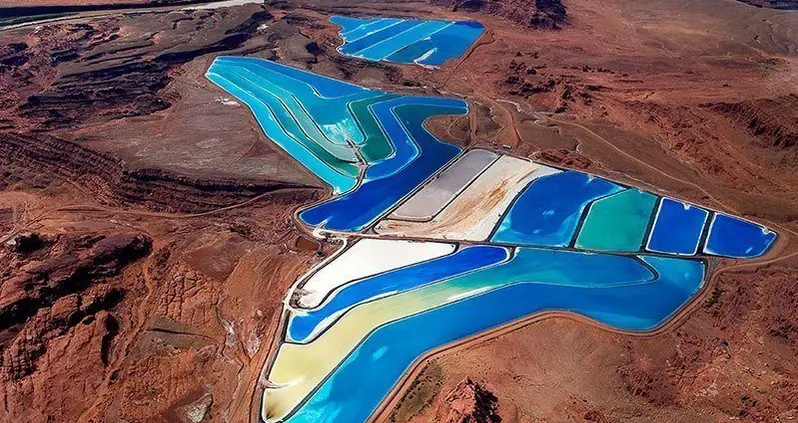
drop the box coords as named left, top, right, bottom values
left=0, top=0, right=797, bottom=422
left=431, top=0, right=568, bottom=28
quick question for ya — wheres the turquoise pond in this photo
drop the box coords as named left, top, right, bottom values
left=330, top=16, right=485, bottom=66
left=287, top=245, right=509, bottom=343
left=205, top=56, right=778, bottom=250
left=491, top=171, right=623, bottom=247
left=281, top=251, right=705, bottom=423
left=203, top=56, right=778, bottom=423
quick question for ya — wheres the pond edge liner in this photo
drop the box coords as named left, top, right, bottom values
left=260, top=252, right=703, bottom=423
left=644, top=198, right=711, bottom=256
left=201, top=57, right=780, bottom=423
left=254, top=254, right=722, bottom=423
left=204, top=70, right=358, bottom=191
left=285, top=244, right=513, bottom=344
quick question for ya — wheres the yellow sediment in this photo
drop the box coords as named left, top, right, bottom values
left=261, top=252, right=511, bottom=422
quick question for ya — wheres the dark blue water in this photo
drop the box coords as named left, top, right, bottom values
left=282, top=252, right=704, bottom=423
left=287, top=245, right=509, bottom=343
left=491, top=171, right=622, bottom=247
left=704, top=213, right=776, bottom=258
left=298, top=98, right=464, bottom=232
left=646, top=198, right=708, bottom=255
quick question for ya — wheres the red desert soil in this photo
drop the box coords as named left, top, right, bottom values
left=1, top=0, right=797, bottom=422
left=3, top=0, right=219, bottom=6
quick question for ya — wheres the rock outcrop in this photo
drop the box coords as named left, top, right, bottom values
left=0, top=132, right=315, bottom=212
left=431, top=0, right=567, bottom=29
left=705, top=94, right=798, bottom=151
left=1, top=6, right=273, bottom=132
left=435, top=378, right=501, bottom=423
left=0, top=232, right=151, bottom=380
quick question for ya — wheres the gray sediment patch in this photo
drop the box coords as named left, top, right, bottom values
left=389, top=149, right=498, bottom=221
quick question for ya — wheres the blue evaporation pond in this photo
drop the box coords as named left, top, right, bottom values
left=217, top=57, right=374, bottom=146
left=287, top=245, right=508, bottom=343
left=282, top=252, right=705, bottom=423
left=220, top=56, right=366, bottom=99
left=338, top=18, right=402, bottom=43
left=339, top=20, right=422, bottom=57
left=703, top=213, right=776, bottom=258
left=491, top=171, right=622, bottom=247
left=299, top=97, right=465, bottom=232
left=355, top=21, right=452, bottom=61
left=206, top=61, right=357, bottom=194
left=646, top=198, right=708, bottom=255
left=331, top=16, right=484, bottom=66
left=329, top=16, right=382, bottom=36
left=409, top=21, right=485, bottom=66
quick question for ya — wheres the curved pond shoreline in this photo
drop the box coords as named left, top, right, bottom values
left=329, top=16, right=486, bottom=67
left=202, top=56, right=777, bottom=423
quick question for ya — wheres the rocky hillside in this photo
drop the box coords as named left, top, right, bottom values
left=430, top=0, right=568, bottom=28
left=706, top=94, right=798, bottom=151
left=0, top=232, right=151, bottom=381
left=0, top=7, right=271, bottom=132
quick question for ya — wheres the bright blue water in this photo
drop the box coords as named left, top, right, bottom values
left=282, top=251, right=705, bottom=423
left=339, top=18, right=401, bottom=43
left=491, top=171, right=622, bottom=247
left=218, top=57, right=376, bottom=145
left=205, top=68, right=357, bottom=193
left=340, top=20, right=422, bottom=56
left=329, top=16, right=381, bottom=37
left=704, top=213, right=776, bottom=258
left=354, top=21, right=452, bottom=61
left=214, top=65, right=358, bottom=162
left=287, top=245, right=509, bottom=343
left=646, top=198, right=708, bottom=255
left=298, top=99, right=464, bottom=232
left=217, top=56, right=367, bottom=99
left=412, top=21, right=485, bottom=66
left=332, top=17, right=484, bottom=66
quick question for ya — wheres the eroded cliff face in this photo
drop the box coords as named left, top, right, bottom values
left=1, top=232, right=151, bottom=380
left=706, top=94, right=798, bottom=152
left=430, top=0, right=567, bottom=28
left=0, top=132, right=315, bottom=213
left=0, top=7, right=273, bottom=132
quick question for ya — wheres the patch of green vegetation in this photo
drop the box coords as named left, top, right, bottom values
left=0, top=13, right=75, bottom=27
left=389, top=360, right=444, bottom=423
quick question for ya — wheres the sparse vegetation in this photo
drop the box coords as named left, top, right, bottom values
left=389, top=361, right=444, bottom=422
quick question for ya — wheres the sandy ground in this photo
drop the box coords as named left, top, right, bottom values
left=1, top=0, right=798, bottom=422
